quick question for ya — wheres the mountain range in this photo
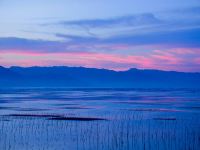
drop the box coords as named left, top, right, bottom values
left=0, top=66, right=200, bottom=88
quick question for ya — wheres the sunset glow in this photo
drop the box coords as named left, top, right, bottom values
left=0, top=0, right=200, bottom=72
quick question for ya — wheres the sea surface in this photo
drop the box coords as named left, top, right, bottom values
left=0, top=88, right=199, bottom=150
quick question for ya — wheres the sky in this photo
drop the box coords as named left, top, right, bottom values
left=0, top=0, right=200, bottom=72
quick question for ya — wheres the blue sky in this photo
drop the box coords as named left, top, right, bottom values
left=0, top=0, right=200, bottom=71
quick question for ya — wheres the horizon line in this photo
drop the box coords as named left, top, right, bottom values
left=1, top=65, right=200, bottom=74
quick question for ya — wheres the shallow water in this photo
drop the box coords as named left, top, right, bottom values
left=0, top=88, right=200, bottom=150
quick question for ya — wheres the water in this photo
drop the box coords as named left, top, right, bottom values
left=0, top=88, right=199, bottom=150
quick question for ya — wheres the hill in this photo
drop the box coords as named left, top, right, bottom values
left=0, top=66, right=200, bottom=88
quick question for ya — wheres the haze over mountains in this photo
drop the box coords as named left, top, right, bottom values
left=0, top=66, right=200, bottom=88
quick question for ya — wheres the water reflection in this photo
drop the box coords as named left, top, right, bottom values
left=0, top=88, right=200, bottom=150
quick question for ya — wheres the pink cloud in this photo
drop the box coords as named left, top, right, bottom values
left=168, top=48, right=199, bottom=55
left=151, top=50, right=183, bottom=64
left=0, top=47, right=200, bottom=72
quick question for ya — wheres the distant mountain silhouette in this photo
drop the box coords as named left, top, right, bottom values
left=0, top=66, right=200, bottom=88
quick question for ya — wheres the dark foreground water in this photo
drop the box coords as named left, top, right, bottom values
left=0, top=88, right=199, bottom=150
